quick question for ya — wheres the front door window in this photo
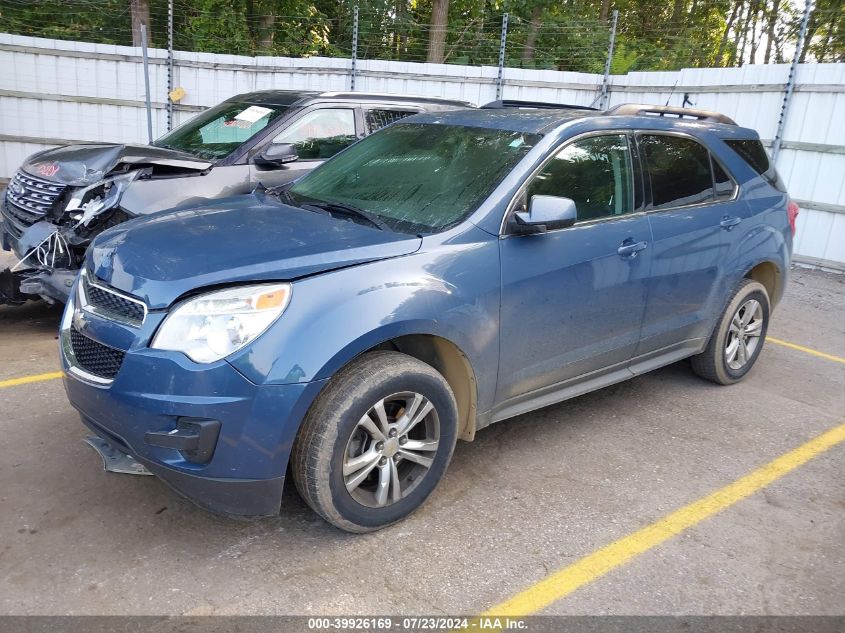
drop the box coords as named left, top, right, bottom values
left=272, top=109, right=357, bottom=160
left=527, top=134, right=634, bottom=222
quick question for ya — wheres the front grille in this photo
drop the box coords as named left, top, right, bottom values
left=82, top=274, right=146, bottom=325
left=3, top=170, right=68, bottom=236
left=69, top=328, right=126, bottom=380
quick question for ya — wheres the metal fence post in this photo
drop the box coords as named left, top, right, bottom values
left=350, top=5, right=359, bottom=91
left=772, top=1, right=814, bottom=162
left=166, top=0, right=174, bottom=131
left=140, top=23, right=154, bottom=144
left=495, top=13, right=508, bottom=100
left=599, top=10, right=619, bottom=110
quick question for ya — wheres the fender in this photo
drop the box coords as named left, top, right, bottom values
left=722, top=211, right=790, bottom=309
left=226, top=224, right=502, bottom=414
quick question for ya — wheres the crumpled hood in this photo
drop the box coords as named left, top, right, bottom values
left=22, top=144, right=212, bottom=186
left=88, top=194, right=422, bottom=309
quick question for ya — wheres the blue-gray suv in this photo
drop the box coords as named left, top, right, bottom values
left=61, top=102, right=798, bottom=532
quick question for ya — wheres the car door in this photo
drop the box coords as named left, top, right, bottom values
left=496, top=133, right=652, bottom=409
left=250, top=106, right=359, bottom=188
left=632, top=133, right=742, bottom=366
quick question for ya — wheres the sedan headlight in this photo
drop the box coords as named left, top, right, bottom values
left=151, top=283, right=291, bottom=363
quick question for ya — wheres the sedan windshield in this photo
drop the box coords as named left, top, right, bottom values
left=154, top=101, right=290, bottom=160
left=288, top=123, right=540, bottom=234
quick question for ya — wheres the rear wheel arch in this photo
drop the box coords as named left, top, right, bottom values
left=743, top=260, right=783, bottom=309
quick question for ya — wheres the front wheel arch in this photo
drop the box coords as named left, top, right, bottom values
left=316, top=330, right=479, bottom=443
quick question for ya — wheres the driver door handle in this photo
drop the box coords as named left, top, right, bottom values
left=617, top=239, right=648, bottom=258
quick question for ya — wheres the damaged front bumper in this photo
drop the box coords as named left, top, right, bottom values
left=1, top=218, right=80, bottom=305
left=0, top=223, right=79, bottom=305
left=0, top=265, right=77, bottom=305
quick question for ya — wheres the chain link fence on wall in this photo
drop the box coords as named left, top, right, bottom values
left=1, top=1, right=842, bottom=71
left=2, top=1, right=838, bottom=127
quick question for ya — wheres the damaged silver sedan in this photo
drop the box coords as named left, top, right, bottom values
left=0, top=90, right=467, bottom=304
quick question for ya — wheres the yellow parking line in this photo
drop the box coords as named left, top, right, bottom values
left=767, top=336, right=845, bottom=365
left=481, top=422, right=845, bottom=618
left=0, top=371, right=63, bottom=389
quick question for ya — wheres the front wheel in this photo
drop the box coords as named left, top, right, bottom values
left=691, top=279, right=770, bottom=385
left=291, top=351, right=458, bottom=532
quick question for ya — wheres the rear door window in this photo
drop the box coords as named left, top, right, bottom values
left=712, top=158, right=735, bottom=201
left=365, top=109, right=418, bottom=134
left=639, top=135, right=715, bottom=209
left=272, top=108, right=357, bottom=160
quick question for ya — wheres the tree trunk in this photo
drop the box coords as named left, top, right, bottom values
left=816, top=25, right=834, bottom=61
left=718, top=1, right=741, bottom=65
left=798, top=13, right=820, bottom=63
left=427, top=0, right=449, bottom=63
left=130, top=0, right=151, bottom=47
left=522, top=5, right=543, bottom=62
left=735, top=1, right=751, bottom=66
left=670, top=0, right=687, bottom=32
left=257, top=12, right=275, bottom=51
left=749, top=0, right=760, bottom=63
left=600, top=0, right=611, bottom=22
left=763, top=0, right=781, bottom=63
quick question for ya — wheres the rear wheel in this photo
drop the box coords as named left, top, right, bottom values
left=691, top=279, right=770, bottom=385
left=291, top=351, right=458, bottom=532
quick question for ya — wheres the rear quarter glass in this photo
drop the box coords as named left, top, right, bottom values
left=724, top=139, right=787, bottom=192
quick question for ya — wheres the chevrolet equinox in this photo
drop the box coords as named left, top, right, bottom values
left=61, top=103, right=797, bottom=532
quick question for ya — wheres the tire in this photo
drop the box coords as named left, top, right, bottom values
left=291, top=350, right=459, bottom=533
left=691, top=279, right=770, bottom=385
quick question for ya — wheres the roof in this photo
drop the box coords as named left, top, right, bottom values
left=405, top=103, right=747, bottom=137
left=409, top=107, right=601, bottom=134
left=226, top=90, right=319, bottom=106
left=225, top=90, right=470, bottom=108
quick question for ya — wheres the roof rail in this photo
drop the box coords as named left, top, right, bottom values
left=318, top=91, right=471, bottom=105
left=482, top=99, right=599, bottom=111
left=605, top=103, right=737, bottom=126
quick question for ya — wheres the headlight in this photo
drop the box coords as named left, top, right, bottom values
left=66, top=171, right=140, bottom=226
left=151, top=283, right=291, bottom=363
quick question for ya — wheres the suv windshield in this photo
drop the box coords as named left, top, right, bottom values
left=155, top=101, right=291, bottom=160
left=288, top=123, right=540, bottom=234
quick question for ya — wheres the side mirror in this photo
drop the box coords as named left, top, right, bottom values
left=254, top=143, right=299, bottom=167
left=512, top=195, right=577, bottom=234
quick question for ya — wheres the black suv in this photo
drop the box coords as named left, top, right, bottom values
left=1, top=91, right=468, bottom=304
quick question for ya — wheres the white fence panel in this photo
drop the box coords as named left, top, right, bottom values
left=0, top=33, right=843, bottom=269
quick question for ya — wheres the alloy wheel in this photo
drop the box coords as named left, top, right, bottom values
left=725, top=298, right=763, bottom=370
left=342, top=391, right=440, bottom=508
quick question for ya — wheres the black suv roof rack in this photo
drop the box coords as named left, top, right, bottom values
left=606, top=103, right=737, bottom=126
left=482, top=99, right=599, bottom=111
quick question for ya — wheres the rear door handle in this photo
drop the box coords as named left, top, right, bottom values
left=720, top=216, right=742, bottom=230
left=617, top=239, right=648, bottom=258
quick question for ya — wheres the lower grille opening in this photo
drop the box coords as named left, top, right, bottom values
left=69, top=328, right=126, bottom=380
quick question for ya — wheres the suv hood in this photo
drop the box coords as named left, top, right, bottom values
left=88, top=194, right=422, bottom=309
left=22, top=144, right=212, bottom=186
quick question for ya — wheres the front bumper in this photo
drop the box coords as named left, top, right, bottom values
left=1, top=218, right=77, bottom=304
left=60, top=286, right=327, bottom=517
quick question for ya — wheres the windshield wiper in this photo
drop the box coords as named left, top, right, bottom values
left=265, top=185, right=298, bottom=206
left=303, top=201, right=393, bottom=232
